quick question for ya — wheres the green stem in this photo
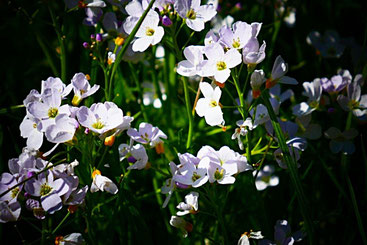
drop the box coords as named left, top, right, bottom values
left=35, top=33, right=59, bottom=76
left=51, top=211, right=70, bottom=235
left=128, top=63, right=148, bottom=121
left=48, top=6, right=66, bottom=81
left=108, top=0, right=156, bottom=99
left=182, top=77, right=193, bottom=149
left=232, top=75, right=245, bottom=119
left=0, top=104, right=25, bottom=114
left=261, top=90, right=315, bottom=244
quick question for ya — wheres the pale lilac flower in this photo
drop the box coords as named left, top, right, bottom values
left=197, top=145, right=252, bottom=174
left=177, top=46, right=205, bottom=77
left=238, top=231, right=264, bottom=245
left=292, top=78, right=322, bottom=116
left=320, top=70, right=350, bottom=93
left=250, top=69, right=266, bottom=98
left=23, top=89, right=41, bottom=107
left=127, top=122, right=167, bottom=147
left=83, top=7, right=103, bottom=26
left=307, top=30, right=344, bottom=58
left=45, top=114, right=78, bottom=144
left=253, top=165, right=279, bottom=191
left=63, top=186, right=88, bottom=206
left=204, top=30, right=219, bottom=46
left=41, top=77, right=72, bottom=99
left=0, top=200, right=21, bottom=223
left=169, top=216, right=192, bottom=238
left=211, top=15, right=234, bottom=33
left=131, top=11, right=164, bottom=52
left=25, top=171, right=70, bottom=214
left=269, top=84, right=294, bottom=105
left=118, top=143, right=148, bottom=170
left=71, top=73, right=100, bottom=106
left=274, top=137, right=306, bottom=169
left=266, top=56, right=298, bottom=89
left=174, top=0, right=217, bottom=32
left=243, top=41, right=266, bottom=69
left=195, top=82, right=224, bottom=126
left=58, top=233, right=85, bottom=245
left=232, top=118, right=254, bottom=150
left=25, top=199, right=45, bottom=220
left=260, top=220, right=304, bottom=245
left=162, top=162, right=179, bottom=208
left=218, top=21, right=253, bottom=50
left=176, top=191, right=199, bottom=216
left=20, top=116, right=43, bottom=150
left=91, top=170, right=118, bottom=194
left=207, top=160, right=237, bottom=184
left=174, top=157, right=210, bottom=188
left=337, top=82, right=367, bottom=117
left=295, top=114, right=322, bottom=140
left=0, top=173, right=21, bottom=203
left=250, top=104, right=270, bottom=127
left=202, top=43, right=242, bottom=83
left=76, top=102, right=124, bottom=135
left=324, top=127, right=358, bottom=154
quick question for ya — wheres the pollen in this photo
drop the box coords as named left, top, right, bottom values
left=92, top=120, right=105, bottom=129
left=11, top=187, right=20, bottom=199
left=209, top=100, right=218, bottom=107
left=214, top=168, right=224, bottom=180
left=232, top=38, right=241, bottom=49
left=40, top=183, right=53, bottom=196
left=146, top=28, right=155, bottom=36
left=92, top=169, right=101, bottom=179
left=115, top=37, right=124, bottom=46
left=191, top=172, right=201, bottom=182
left=48, top=107, right=59, bottom=118
left=104, top=135, right=115, bottom=146
left=216, top=61, right=227, bottom=71
left=186, top=9, right=197, bottom=20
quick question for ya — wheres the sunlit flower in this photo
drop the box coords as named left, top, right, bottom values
left=176, top=191, right=199, bottom=216
left=266, top=56, right=298, bottom=89
left=253, top=165, right=279, bottom=191
left=90, top=169, right=118, bottom=194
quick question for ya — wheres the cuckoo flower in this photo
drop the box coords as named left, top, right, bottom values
left=177, top=46, right=205, bottom=77
left=337, top=82, right=367, bottom=117
left=77, top=102, right=124, bottom=135
left=274, top=137, right=307, bottom=169
left=253, top=165, right=279, bottom=191
left=45, top=114, right=78, bottom=144
left=259, top=220, right=304, bottom=245
left=20, top=115, right=44, bottom=150
left=266, top=56, right=298, bottom=89
left=127, top=122, right=167, bottom=147
left=232, top=118, right=254, bottom=150
left=324, top=127, right=358, bottom=154
left=238, top=231, right=264, bottom=245
left=40, top=77, right=72, bottom=99
left=202, top=42, right=242, bottom=83
left=170, top=216, right=193, bottom=238
left=90, top=170, right=118, bottom=194
left=292, top=78, right=322, bottom=116
left=174, top=157, right=210, bottom=188
left=25, top=171, right=70, bottom=214
left=71, top=73, right=100, bottom=106
left=162, top=162, right=179, bottom=208
left=174, top=0, right=217, bottom=32
left=218, top=21, right=253, bottom=50
left=250, top=69, right=266, bottom=98
left=176, top=191, right=199, bottom=216
left=195, top=82, right=224, bottom=126
left=118, top=143, right=148, bottom=170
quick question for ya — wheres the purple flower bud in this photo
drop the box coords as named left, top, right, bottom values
left=24, top=192, right=31, bottom=199
left=235, top=2, right=242, bottom=9
left=96, top=33, right=103, bottom=42
left=84, top=128, right=90, bottom=135
left=328, top=107, right=336, bottom=114
left=83, top=42, right=90, bottom=49
left=26, top=199, right=40, bottom=211
left=27, top=171, right=35, bottom=178
left=90, top=34, right=96, bottom=40
left=161, top=15, right=172, bottom=27
left=127, top=156, right=137, bottom=163
left=175, top=182, right=190, bottom=189
left=74, top=120, right=80, bottom=129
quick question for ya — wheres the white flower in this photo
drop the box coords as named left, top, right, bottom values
left=238, top=231, right=264, bottom=245
left=176, top=191, right=199, bottom=216
left=45, top=114, right=78, bottom=144
left=250, top=69, right=266, bottom=98
left=253, top=165, right=279, bottom=191
left=202, top=43, right=242, bottom=83
left=232, top=118, right=254, bottom=150
left=118, top=143, right=148, bottom=170
left=292, top=78, right=322, bottom=116
left=174, top=0, right=217, bottom=32
left=90, top=170, right=118, bottom=194
left=169, top=216, right=192, bottom=238
left=174, top=157, right=210, bottom=188
left=195, top=82, right=224, bottom=126
left=177, top=46, right=205, bottom=77
left=20, top=115, right=44, bottom=150
left=266, top=55, right=298, bottom=89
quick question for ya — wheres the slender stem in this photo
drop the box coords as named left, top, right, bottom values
left=232, top=74, right=245, bottom=119
left=254, top=138, right=273, bottom=179
left=0, top=104, right=25, bottom=114
left=192, top=77, right=203, bottom=115
left=128, top=63, right=148, bottom=121
left=261, top=90, right=315, bottom=244
left=108, top=0, right=156, bottom=98
left=96, top=147, right=108, bottom=170
left=49, top=6, right=66, bottom=81
left=51, top=211, right=70, bottom=235
left=181, top=31, right=195, bottom=51
left=182, top=77, right=193, bottom=149
left=241, top=72, right=251, bottom=103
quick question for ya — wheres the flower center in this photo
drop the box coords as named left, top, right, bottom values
left=261, top=175, right=271, bottom=183
left=40, top=183, right=53, bottom=196
left=191, top=172, right=201, bottom=182
left=309, top=100, right=319, bottom=109
left=232, top=38, right=241, bottom=49
left=210, top=100, right=218, bottom=107
left=92, top=169, right=101, bottom=179
left=92, top=120, right=105, bottom=129
left=214, top=168, right=224, bottom=180
left=33, top=123, right=37, bottom=129
left=216, top=61, right=227, bottom=71
left=48, top=107, right=59, bottom=118
left=11, top=187, right=20, bottom=199
left=146, top=28, right=155, bottom=36
left=348, top=99, right=359, bottom=110
left=186, top=9, right=197, bottom=20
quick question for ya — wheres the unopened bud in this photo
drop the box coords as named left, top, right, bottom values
left=96, top=33, right=103, bottom=42
left=161, top=15, right=172, bottom=26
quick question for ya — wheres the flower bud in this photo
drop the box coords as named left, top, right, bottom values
left=96, top=33, right=103, bottom=42
left=82, top=42, right=89, bottom=49
left=114, top=37, right=124, bottom=46
left=161, top=15, right=172, bottom=26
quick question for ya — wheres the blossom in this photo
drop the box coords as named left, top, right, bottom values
left=320, top=69, right=351, bottom=93
left=306, top=30, right=344, bottom=58
left=76, top=102, right=124, bottom=135
left=250, top=69, right=266, bottom=98
left=162, top=162, right=179, bottom=208
left=71, top=73, right=100, bottom=106
left=218, top=21, right=253, bottom=50
left=243, top=41, right=266, bottom=69
left=202, top=43, right=242, bottom=83
left=0, top=200, right=21, bottom=223
left=118, top=143, right=148, bottom=170
left=176, top=191, right=199, bottom=216
left=127, top=122, right=167, bottom=147
left=45, top=114, right=78, bottom=144
left=25, top=171, right=70, bottom=214
left=265, top=56, right=298, bottom=89
left=324, top=127, right=358, bottom=154
left=107, top=52, right=116, bottom=65
left=174, top=157, right=210, bottom=188
left=292, top=78, right=322, bottom=116
left=19, top=116, right=43, bottom=150
left=174, top=0, right=216, bottom=32
left=259, top=220, right=304, bottom=245
left=40, top=77, right=72, bottom=99
left=295, top=114, right=322, bottom=140
left=56, top=233, right=85, bottom=245
left=169, top=216, right=193, bottom=238
left=238, top=231, right=264, bottom=245
left=253, top=165, right=279, bottom=191
left=232, top=118, right=254, bottom=150
left=337, top=81, right=367, bottom=117
left=195, top=82, right=224, bottom=126
left=274, top=137, right=307, bottom=169
left=90, top=169, right=118, bottom=194
left=177, top=46, right=205, bottom=77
